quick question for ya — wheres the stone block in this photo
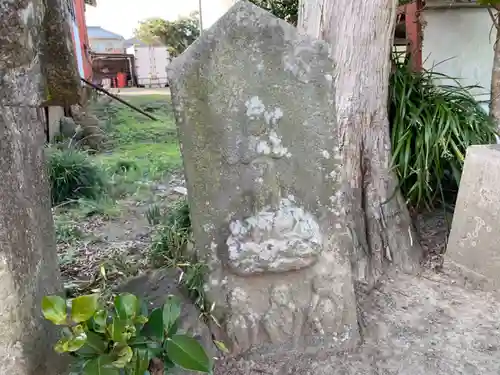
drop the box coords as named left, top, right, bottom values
left=168, top=0, right=358, bottom=363
left=447, top=144, right=500, bottom=289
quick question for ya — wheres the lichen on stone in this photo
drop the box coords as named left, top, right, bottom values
left=226, top=198, right=322, bottom=275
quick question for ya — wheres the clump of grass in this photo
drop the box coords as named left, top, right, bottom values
left=76, top=196, right=120, bottom=218
left=145, top=204, right=163, bottom=226
left=112, top=159, right=139, bottom=175
left=389, top=57, right=498, bottom=210
left=148, top=199, right=213, bottom=321
left=48, top=148, right=108, bottom=206
left=54, top=217, right=82, bottom=244
left=150, top=199, right=192, bottom=265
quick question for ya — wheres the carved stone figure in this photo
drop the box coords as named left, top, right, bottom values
left=168, top=0, right=359, bottom=360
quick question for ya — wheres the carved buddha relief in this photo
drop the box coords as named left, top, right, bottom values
left=224, top=99, right=324, bottom=276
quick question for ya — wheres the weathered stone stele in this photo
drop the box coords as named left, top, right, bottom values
left=447, top=144, right=500, bottom=290
left=168, top=0, right=359, bottom=365
left=0, top=0, right=81, bottom=107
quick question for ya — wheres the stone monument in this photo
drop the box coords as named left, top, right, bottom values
left=168, top=0, right=359, bottom=367
left=447, top=144, right=500, bottom=290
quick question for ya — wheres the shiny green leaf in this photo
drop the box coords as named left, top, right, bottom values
left=93, top=309, right=108, bottom=333
left=166, top=334, right=212, bottom=373
left=42, top=295, right=67, bottom=325
left=77, top=331, right=108, bottom=355
left=163, top=295, right=181, bottom=333
left=108, top=317, right=128, bottom=343
left=71, top=294, right=100, bottom=323
left=141, top=308, right=163, bottom=339
left=134, top=315, right=149, bottom=325
left=82, top=355, right=119, bottom=375
left=129, top=348, right=150, bottom=375
left=54, top=331, right=87, bottom=353
left=115, top=294, right=138, bottom=320
left=214, top=340, right=229, bottom=353
left=110, top=344, right=133, bottom=368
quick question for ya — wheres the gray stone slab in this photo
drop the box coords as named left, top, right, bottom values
left=446, top=144, right=500, bottom=289
left=168, top=0, right=358, bottom=360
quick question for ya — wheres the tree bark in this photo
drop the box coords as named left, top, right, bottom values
left=489, top=8, right=500, bottom=131
left=0, top=0, right=70, bottom=373
left=298, top=0, right=422, bottom=291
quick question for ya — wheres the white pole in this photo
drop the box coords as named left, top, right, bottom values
left=198, top=0, right=204, bottom=31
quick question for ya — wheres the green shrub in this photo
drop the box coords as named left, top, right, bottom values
left=150, top=199, right=192, bottom=265
left=148, top=200, right=211, bottom=319
left=145, top=204, right=162, bottom=226
left=42, top=293, right=213, bottom=375
left=112, top=160, right=139, bottom=175
left=389, top=58, right=498, bottom=210
left=48, top=148, right=108, bottom=206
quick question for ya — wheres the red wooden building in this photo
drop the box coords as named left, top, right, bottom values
left=67, top=0, right=96, bottom=80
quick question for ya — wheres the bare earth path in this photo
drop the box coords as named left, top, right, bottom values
left=217, top=269, right=500, bottom=374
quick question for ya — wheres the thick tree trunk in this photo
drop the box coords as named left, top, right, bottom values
left=0, top=0, right=74, bottom=373
left=298, top=0, right=422, bottom=291
left=490, top=9, right=500, bottom=131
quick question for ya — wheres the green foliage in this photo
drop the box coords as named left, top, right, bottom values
left=247, top=0, right=430, bottom=25
left=248, top=0, right=299, bottom=25
left=112, top=160, right=139, bottom=175
left=134, top=14, right=200, bottom=57
left=389, top=57, right=498, bottom=210
left=148, top=200, right=214, bottom=323
left=478, top=0, right=500, bottom=7
left=42, top=292, right=213, bottom=375
left=48, top=148, right=108, bottom=206
left=55, top=217, right=83, bottom=244
left=145, top=204, right=162, bottom=226
left=150, top=199, right=192, bottom=266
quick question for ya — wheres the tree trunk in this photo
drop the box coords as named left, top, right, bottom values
left=0, top=0, right=75, bottom=373
left=298, top=0, right=422, bottom=291
left=490, top=9, right=500, bottom=131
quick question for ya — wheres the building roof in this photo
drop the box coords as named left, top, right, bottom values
left=87, top=26, right=125, bottom=40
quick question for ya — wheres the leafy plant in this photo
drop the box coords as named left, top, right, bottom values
left=145, top=204, right=162, bottom=226
left=113, top=160, right=139, bottom=175
left=248, top=0, right=299, bottom=25
left=42, top=293, right=213, bottom=375
left=389, top=56, right=498, bottom=210
left=48, top=148, right=108, bottom=206
left=150, top=199, right=192, bottom=266
left=134, top=14, right=200, bottom=57
left=148, top=200, right=215, bottom=324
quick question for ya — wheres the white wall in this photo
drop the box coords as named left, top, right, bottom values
left=422, top=8, right=494, bottom=111
left=89, top=38, right=125, bottom=54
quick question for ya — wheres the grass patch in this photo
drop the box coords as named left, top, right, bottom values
left=91, top=95, right=182, bottom=186
left=48, top=148, right=108, bottom=206
left=54, top=217, right=83, bottom=244
left=148, top=199, right=214, bottom=323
